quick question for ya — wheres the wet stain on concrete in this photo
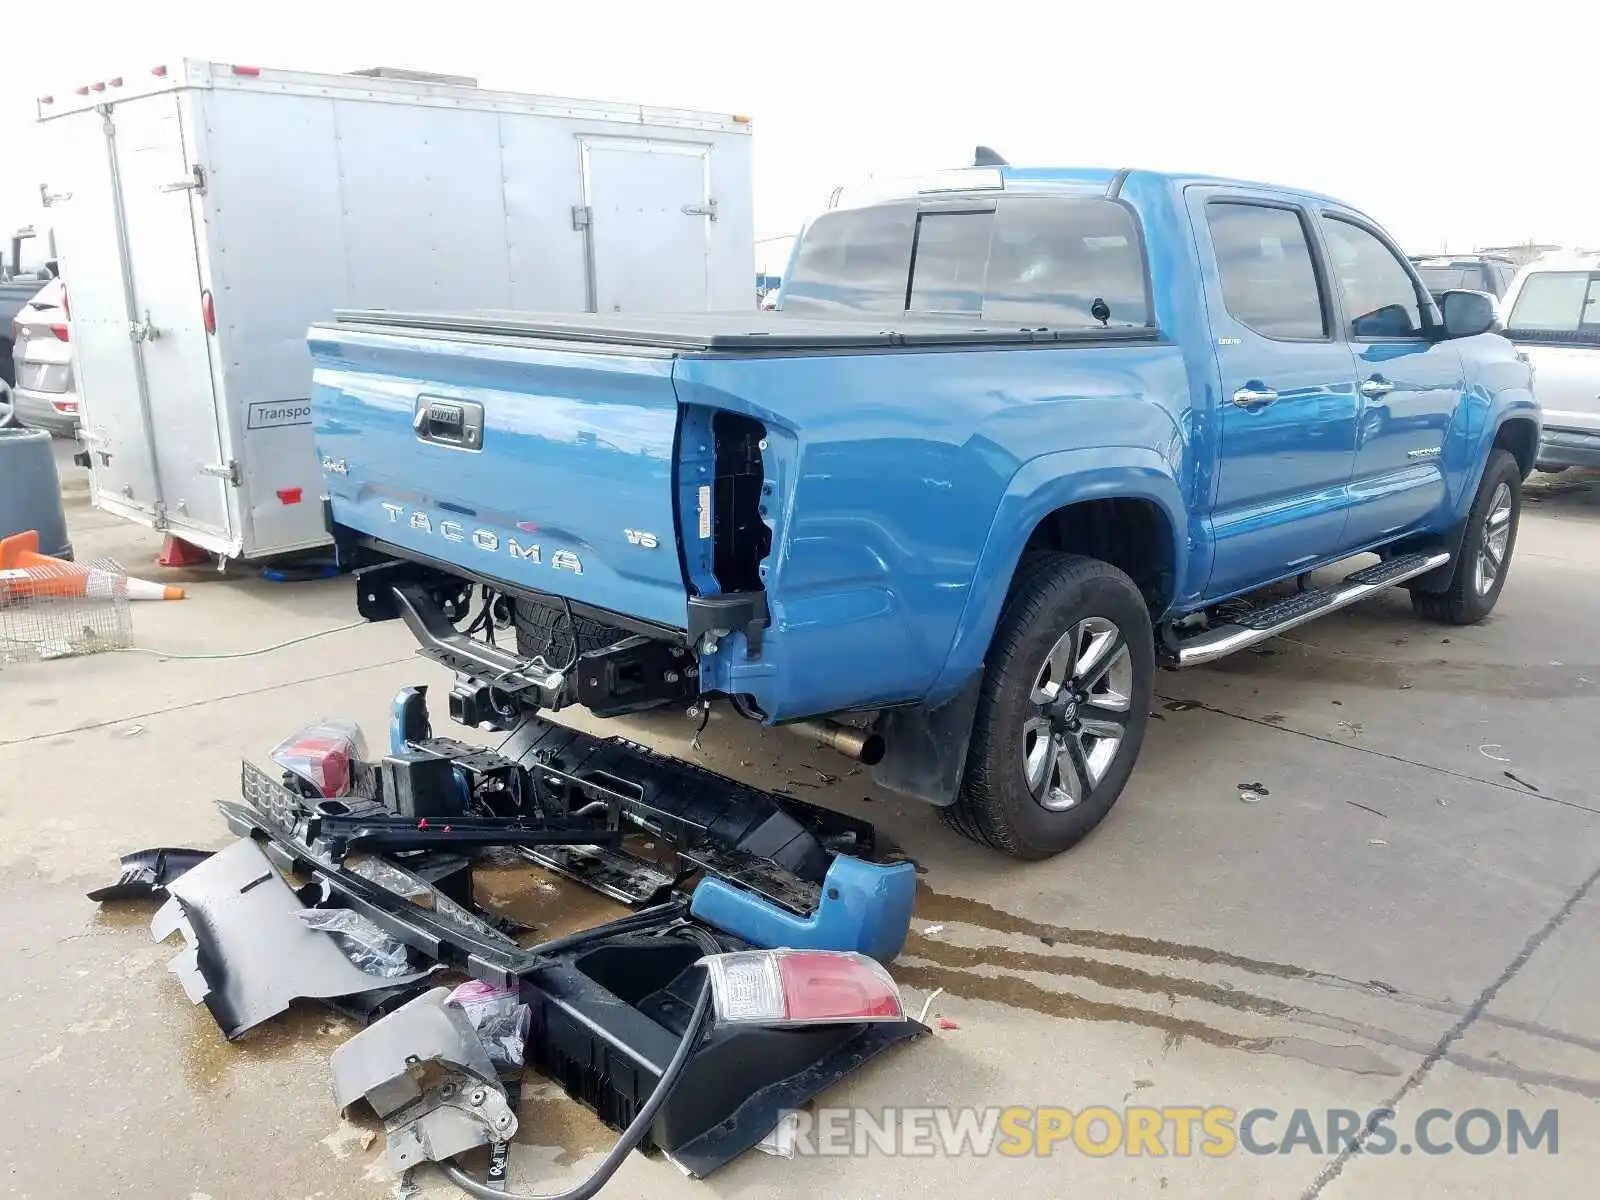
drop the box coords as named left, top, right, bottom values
left=512, top=1092, right=615, bottom=1163
left=903, top=933, right=1293, bottom=1017
left=895, top=962, right=1249, bottom=1049
left=472, top=864, right=628, bottom=943
left=914, top=880, right=1320, bottom=982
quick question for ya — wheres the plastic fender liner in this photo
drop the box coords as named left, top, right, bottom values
left=150, top=838, right=433, bottom=1040
left=689, top=854, right=917, bottom=963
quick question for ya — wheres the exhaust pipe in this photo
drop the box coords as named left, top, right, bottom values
left=787, top=718, right=885, bottom=766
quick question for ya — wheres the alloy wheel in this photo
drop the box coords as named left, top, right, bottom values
left=1475, top=482, right=1513, bottom=596
left=1021, top=616, right=1134, bottom=811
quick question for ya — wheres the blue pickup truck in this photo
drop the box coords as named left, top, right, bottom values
left=311, top=162, right=1538, bottom=859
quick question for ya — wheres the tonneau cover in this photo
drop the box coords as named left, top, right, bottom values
left=326, top=308, right=1158, bottom=352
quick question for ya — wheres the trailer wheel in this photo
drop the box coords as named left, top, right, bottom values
left=945, top=553, right=1154, bottom=859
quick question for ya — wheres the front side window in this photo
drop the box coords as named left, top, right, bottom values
left=1320, top=217, right=1426, bottom=338
left=1205, top=202, right=1327, bottom=340
left=1506, top=271, right=1600, bottom=335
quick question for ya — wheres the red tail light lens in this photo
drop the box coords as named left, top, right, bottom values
left=51, top=401, right=79, bottom=415
left=49, top=324, right=69, bottom=342
left=700, top=950, right=905, bottom=1026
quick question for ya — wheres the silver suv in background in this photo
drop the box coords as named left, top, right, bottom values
left=1500, top=255, right=1600, bottom=472
left=8, top=279, right=78, bottom=435
left=1408, top=254, right=1519, bottom=304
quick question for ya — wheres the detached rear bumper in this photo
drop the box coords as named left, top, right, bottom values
left=1537, top=426, right=1600, bottom=472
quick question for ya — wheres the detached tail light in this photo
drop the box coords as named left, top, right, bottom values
left=270, top=718, right=367, bottom=798
left=700, top=950, right=905, bottom=1027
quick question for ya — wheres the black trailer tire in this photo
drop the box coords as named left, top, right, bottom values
left=1410, top=449, right=1521, bottom=625
left=945, top=553, right=1155, bottom=859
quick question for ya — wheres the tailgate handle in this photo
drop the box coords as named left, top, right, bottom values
left=413, top=397, right=484, bottom=451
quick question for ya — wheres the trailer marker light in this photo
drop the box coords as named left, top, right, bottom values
left=75, top=86, right=90, bottom=96
left=231, top=65, right=262, bottom=77
left=91, top=82, right=106, bottom=92
left=61, top=288, right=70, bottom=321
left=109, top=77, right=123, bottom=88
left=201, top=289, right=216, bottom=334
left=152, top=65, right=168, bottom=77
left=700, top=950, right=904, bottom=1027
left=39, top=96, right=54, bottom=105
left=276, top=488, right=303, bottom=505
left=732, top=114, right=752, bottom=124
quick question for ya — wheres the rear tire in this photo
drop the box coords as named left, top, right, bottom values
left=945, top=553, right=1154, bottom=859
left=1410, top=449, right=1521, bottom=625
left=0, top=382, right=15, bottom=429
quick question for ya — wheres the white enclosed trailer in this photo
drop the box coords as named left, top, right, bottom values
left=37, top=61, right=755, bottom=560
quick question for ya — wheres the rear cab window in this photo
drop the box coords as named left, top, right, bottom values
left=782, top=196, right=1152, bottom=331
left=1505, top=271, right=1600, bottom=343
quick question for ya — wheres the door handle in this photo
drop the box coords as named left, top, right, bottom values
left=1360, top=378, right=1394, bottom=398
left=1232, top=387, right=1279, bottom=408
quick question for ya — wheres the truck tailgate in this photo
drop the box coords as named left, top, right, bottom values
left=311, top=323, right=686, bottom=628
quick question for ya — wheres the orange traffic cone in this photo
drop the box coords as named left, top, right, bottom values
left=0, top=531, right=186, bottom=601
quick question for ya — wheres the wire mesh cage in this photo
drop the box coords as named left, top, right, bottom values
left=0, top=558, right=135, bottom=663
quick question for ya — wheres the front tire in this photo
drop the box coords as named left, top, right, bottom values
left=1410, top=448, right=1521, bottom=625
left=945, top=553, right=1154, bottom=859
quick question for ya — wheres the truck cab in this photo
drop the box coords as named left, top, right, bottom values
left=312, top=161, right=1537, bottom=859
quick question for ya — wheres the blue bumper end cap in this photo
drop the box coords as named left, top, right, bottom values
left=689, top=854, right=917, bottom=964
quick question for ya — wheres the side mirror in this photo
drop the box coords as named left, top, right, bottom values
left=1440, top=290, right=1497, bottom=339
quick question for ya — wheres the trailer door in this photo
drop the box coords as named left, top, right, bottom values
left=111, top=95, right=234, bottom=544
left=47, top=110, right=157, bottom=518
left=581, top=138, right=712, bottom=313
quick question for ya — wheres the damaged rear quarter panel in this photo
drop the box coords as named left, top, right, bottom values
left=674, top=344, right=1186, bottom=719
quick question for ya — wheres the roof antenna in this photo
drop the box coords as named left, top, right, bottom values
left=973, top=145, right=1008, bottom=167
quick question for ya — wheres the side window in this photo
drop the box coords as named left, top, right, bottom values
left=1492, top=262, right=1518, bottom=297
left=781, top=204, right=916, bottom=315
left=1319, top=217, right=1426, bottom=338
left=1205, top=202, right=1327, bottom=340
left=908, top=211, right=993, bottom=316
left=1506, top=272, right=1600, bottom=333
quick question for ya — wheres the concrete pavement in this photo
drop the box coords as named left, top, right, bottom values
left=1, top=477, right=1596, bottom=1198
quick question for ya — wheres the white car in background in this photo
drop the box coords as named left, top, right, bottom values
left=1500, top=255, right=1600, bottom=472
left=8, top=279, right=79, bottom=436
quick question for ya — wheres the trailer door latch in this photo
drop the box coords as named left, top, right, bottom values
left=201, top=460, right=241, bottom=487
left=570, top=205, right=592, bottom=230
left=681, top=198, right=719, bottom=221
left=160, top=165, right=207, bottom=194
left=129, top=311, right=160, bottom=342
